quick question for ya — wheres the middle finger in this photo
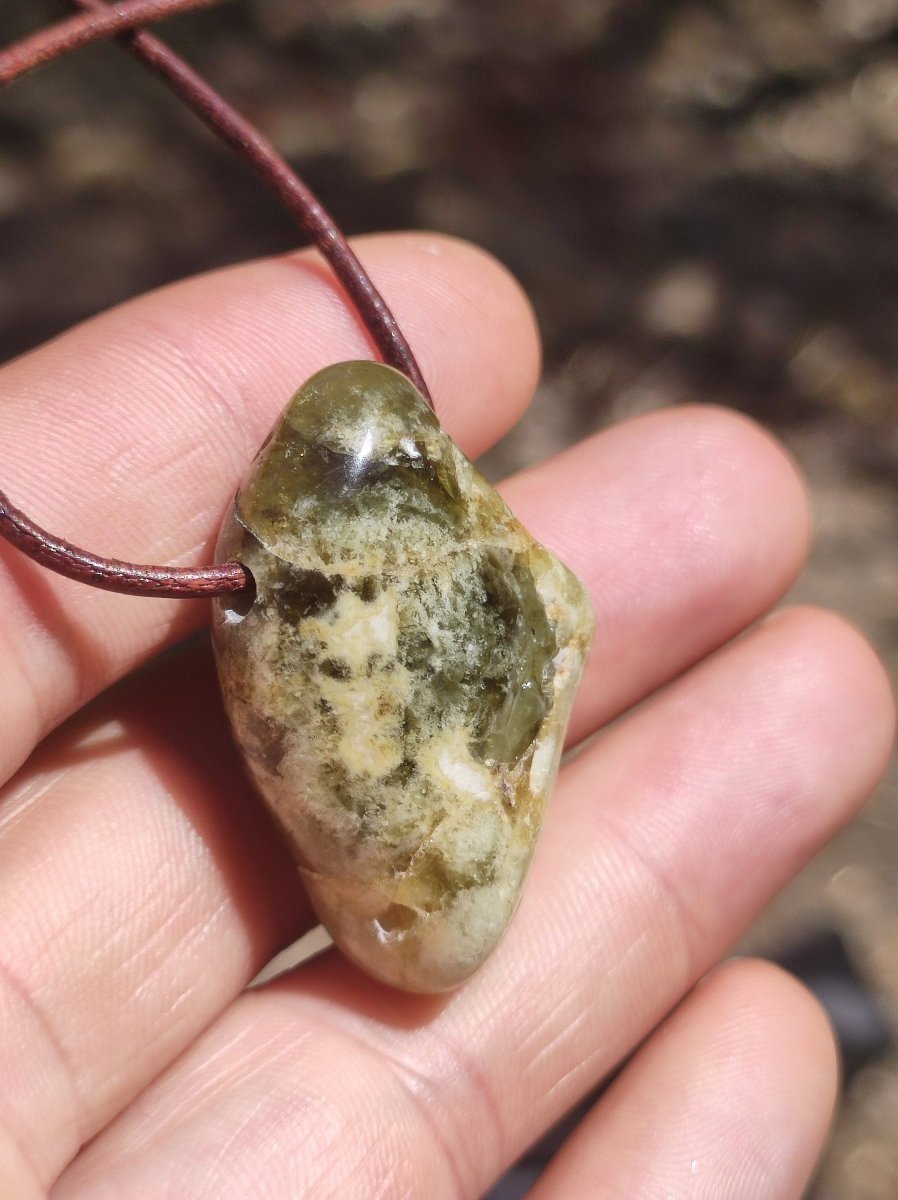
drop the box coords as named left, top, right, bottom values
left=0, top=405, right=807, bottom=1185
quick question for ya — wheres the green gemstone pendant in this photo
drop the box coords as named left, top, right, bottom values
left=212, top=362, right=594, bottom=992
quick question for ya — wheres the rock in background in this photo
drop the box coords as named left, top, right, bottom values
left=2, top=1, right=898, bottom=1195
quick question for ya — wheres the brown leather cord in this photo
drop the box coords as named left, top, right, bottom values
left=0, top=0, right=430, bottom=599
left=0, top=0, right=226, bottom=84
left=0, top=487, right=252, bottom=599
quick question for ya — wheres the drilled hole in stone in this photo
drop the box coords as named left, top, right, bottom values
left=374, top=903, right=418, bottom=943
left=220, top=565, right=256, bottom=623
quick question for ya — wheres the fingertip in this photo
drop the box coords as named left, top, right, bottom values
left=700, top=957, right=840, bottom=1102
left=504, top=402, right=813, bottom=743
left=527, top=953, right=839, bottom=1200
left=665, top=403, right=812, bottom=594
left=509, top=401, right=811, bottom=615
left=697, top=957, right=840, bottom=1174
left=760, top=605, right=897, bottom=804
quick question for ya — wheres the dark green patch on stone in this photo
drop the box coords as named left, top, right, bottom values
left=385, top=757, right=418, bottom=787
left=274, top=568, right=343, bottom=621
left=470, top=551, right=557, bottom=764
left=319, top=657, right=352, bottom=680
left=284, top=359, right=442, bottom=444
left=357, top=576, right=378, bottom=603
left=392, top=547, right=557, bottom=767
left=413, top=847, right=499, bottom=911
left=241, top=362, right=467, bottom=544
left=241, top=709, right=288, bottom=773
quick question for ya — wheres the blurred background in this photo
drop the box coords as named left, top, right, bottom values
left=1, top=1, right=898, bottom=1194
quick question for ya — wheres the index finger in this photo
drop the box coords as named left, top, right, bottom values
left=0, top=231, right=540, bottom=783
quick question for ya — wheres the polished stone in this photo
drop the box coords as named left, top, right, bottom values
left=213, top=361, right=594, bottom=992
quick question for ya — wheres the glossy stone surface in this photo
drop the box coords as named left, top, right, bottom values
left=212, top=361, right=594, bottom=992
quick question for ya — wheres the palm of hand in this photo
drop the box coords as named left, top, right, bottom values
left=0, top=233, right=892, bottom=1199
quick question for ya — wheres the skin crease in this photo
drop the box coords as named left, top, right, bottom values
left=0, top=232, right=890, bottom=1199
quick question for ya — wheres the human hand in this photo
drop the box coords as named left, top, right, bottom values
left=0, top=234, right=893, bottom=1199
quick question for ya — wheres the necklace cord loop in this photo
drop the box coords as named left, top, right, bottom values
left=0, top=0, right=430, bottom=599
